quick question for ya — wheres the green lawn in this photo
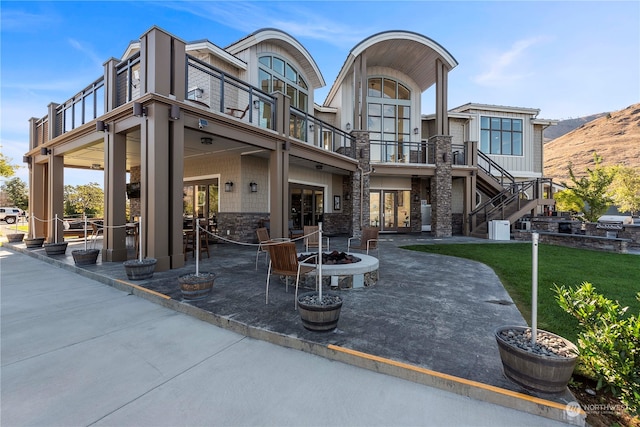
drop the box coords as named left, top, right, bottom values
left=401, top=243, right=640, bottom=343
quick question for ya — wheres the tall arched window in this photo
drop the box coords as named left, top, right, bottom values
left=258, top=55, right=308, bottom=110
left=367, top=77, right=412, bottom=163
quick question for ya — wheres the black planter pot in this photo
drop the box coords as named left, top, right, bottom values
left=297, top=292, right=343, bottom=331
left=44, top=241, right=68, bottom=255
left=6, top=233, right=25, bottom=243
left=72, top=249, right=100, bottom=265
left=178, top=272, right=216, bottom=301
left=123, top=258, right=157, bottom=280
left=495, top=325, right=578, bottom=394
left=24, top=237, right=45, bottom=248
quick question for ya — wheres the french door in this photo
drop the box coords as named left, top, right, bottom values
left=370, top=190, right=411, bottom=231
left=290, top=184, right=324, bottom=230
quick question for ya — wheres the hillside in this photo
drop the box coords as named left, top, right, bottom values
left=543, top=113, right=607, bottom=142
left=544, top=103, right=640, bottom=184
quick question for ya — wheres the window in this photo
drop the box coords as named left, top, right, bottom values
left=367, top=77, right=412, bottom=163
left=259, top=55, right=308, bottom=110
left=480, top=116, right=523, bottom=155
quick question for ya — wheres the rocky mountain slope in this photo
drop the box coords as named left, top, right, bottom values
left=544, top=103, right=640, bottom=184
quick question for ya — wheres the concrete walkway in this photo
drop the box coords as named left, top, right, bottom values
left=1, top=232, right=588, bottom=426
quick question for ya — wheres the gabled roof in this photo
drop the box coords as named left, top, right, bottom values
left=225, top=28, right=325, bottom=89
left=325, top=31, right=458, bottom=106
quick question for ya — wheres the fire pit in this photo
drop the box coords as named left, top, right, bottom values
left=298, top=251, right=361, bottom=265
left=299, top=251, right=378, bottom=289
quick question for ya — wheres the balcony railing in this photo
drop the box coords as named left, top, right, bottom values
left=186, top=55, right=276, bottom=131
left=115, top=51, right=141, bottom=107
left=289, top=106, right=354, bottom=157
left=370, top=140, right=435, bottom=164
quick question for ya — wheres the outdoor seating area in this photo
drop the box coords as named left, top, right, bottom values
left=3, top=233, right=583, bottom=425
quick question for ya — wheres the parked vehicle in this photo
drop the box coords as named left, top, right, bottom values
left=0, top=207, right=25, bottom=224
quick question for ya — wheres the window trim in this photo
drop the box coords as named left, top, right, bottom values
left=479, top=116, right=524, bottom=156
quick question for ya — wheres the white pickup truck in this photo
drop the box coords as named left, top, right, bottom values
left=0, top=207, right=25, bottom=224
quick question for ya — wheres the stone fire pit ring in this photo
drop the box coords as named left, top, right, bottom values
left=299, top=252, right=379, bottom=289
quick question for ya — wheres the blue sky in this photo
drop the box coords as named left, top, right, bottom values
left=1, top=0, right=639, bottom=187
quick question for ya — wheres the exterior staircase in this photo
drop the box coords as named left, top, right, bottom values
left=470, top=152, right=554, bottom=238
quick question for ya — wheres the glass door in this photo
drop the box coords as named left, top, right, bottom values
left=369, top=190, right=410, bottom=231
left=290, top=184, right=324, bottom=229
left=183, top=180, right=219, bottom=230
left=383, top=191, right=397, bottom=231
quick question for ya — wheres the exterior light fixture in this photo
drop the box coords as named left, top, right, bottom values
left=40, top=147, right=51, bottom=155
left=309, top=123, right=314, bottom=131
left=414, top=194, right=420, bottom=203
left=224, top=181, right=233, bottom=192
left=413, top=127, right=419, bottom=135
left=96, top=121, right=108, bottom=132
left=346, top=123, right=351, bottom=131
left=315, top=164, right=323, bottom=170
left=133, top=102, right=147, bottom=117
left=169, top=104, right=180, bottom=120
left=198, top=118, right=208, bottom=129
left=200, top=137, right=213, bottom=145
left=23, top=156, right=31, bottom=164
left=194, top=87, right=204, bottom=98
left=91, top=163, right=101, bottom=170
left=442, top=152, right=448, bottom=162
left=344, top=192, right=350, bottom=201
left=253, top=99, right=260, bottom=109
left=249, top=182, right=258, bottom=193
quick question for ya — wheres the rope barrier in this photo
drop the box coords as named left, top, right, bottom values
left=196, top=223, right=319, bottom=248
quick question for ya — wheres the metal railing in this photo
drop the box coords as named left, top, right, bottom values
left=186, top=55, right=277, bottom=131
left=370, top=140, right=435, bottom=164
left=289, top=107, right=354, bottom=156
left=115, top=51, right=141, bottom=107
left=477, top=150, right=515, bottom=187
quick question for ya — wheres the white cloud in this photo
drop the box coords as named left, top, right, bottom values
left=68, top=38, right=104, bottom=69
left=474, top=36, right=548, bottom=86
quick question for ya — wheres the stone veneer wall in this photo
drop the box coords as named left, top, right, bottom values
left=216, top=212, right=268, bottom=243
left=351, top=131, right=370, bottom=237
left=129, top=166, right=141, bottom=221
left=431, top=135, right=452, bottom=237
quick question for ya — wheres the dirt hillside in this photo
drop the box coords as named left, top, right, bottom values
left=544, top=103, right=640, bottom=184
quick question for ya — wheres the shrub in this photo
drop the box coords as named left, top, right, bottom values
left=555, top=282, right=639, bottom=415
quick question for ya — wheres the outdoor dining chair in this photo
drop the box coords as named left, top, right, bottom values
left=303, top=225, right=330, bottom=252
left=347, top=227, right=380, bottom=256
left=255, top=227, right=271, bottom=270
left=266, top=242, right=317, bottom=309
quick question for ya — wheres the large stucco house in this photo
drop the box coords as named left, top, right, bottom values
left=24, top=26, right=556, bottom=271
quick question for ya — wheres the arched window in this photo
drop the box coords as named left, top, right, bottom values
left=367, top=77, right=412, bottom=163
left=258, top=55, right=308, bottom=110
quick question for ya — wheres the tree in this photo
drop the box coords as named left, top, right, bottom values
left=562, top=153, right=615, bottom=222
left=1, top=178, right=28, bottom=210
left=553, top=188, right=584, bottom=216
left=65, top=183, right=104, bottom=217
left=0, top=153, right=19, bottom=178
left=609, top=166, right=640, bottom=216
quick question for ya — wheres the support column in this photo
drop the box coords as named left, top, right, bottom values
left=431, top=135, right=452, bottom=238
left=46, top=152, right=64, bottom=243
left=270, top=92, right=290, bottom=239
left=29, top=160, right=47, bottom=239
left=351, top=130, right=370, bottom=234
left=103, top=131, right=127, bottom=262
left=169, top=111, right=185, bottom=269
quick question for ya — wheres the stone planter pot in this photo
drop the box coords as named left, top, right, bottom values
left=297, top=291, right=343, bottom=331
left=178, top=272, right=216, bottom=301
left=6, top=233, right=25, bottom=243
left=72, top=249, right=100, bottom=265
left=44, top=241, right=68, bottom=255
left=123, top=258, right=157, bottom=280
left=495, top=325, right=578, bottom=394
left=24, top=237, right=45, bottom=248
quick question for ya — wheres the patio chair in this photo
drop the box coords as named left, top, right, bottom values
left=90, top=222, right=104, bottom=247
left=347, top=227, right=380, bottom=256
left=304, top=225, right=330, bottom=252
left=255, top=227, right=271, bottom=270
left=266, top=242, right=316, bottom=309
left=288, top=220, right=304, bottom=240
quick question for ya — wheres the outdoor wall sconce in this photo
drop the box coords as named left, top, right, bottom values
left=23, top=156, right=31, bottom=164
left=249, top=182, right=258, bottom=193
left=200, top=137, right=213, bottom=145
left=40, top=147, right=51, bottom=155
left=224, top=181, right=233, bottom=192
left=309, top=123, right=314, bottom=131
left=133, top=102, right=147, bottom=117
left=253, top=99, right=260, bottom=109
left=315, top=164, right=323, bottom=170
left=91, top=163, right=101, bottom=170
left=413, top=127, right=419, bottom=135
left=414, top=194, right=420, bottom=203
left=344, top=192, right=351, bottom=201
left=442, top=152, right=448, bottom=162
left=96, top=120, right=108, bottom=132
left=169, top=104, right=180, bottom=120
left=346, top=123, right=351, bottom=131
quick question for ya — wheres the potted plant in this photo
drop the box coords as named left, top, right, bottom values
left=71, top=217, right=99, bottom=265
left=24, top=216, right=45, bottom=248
left=495, top=233, right=578, bottom=393
left=178, top=226, right=216, bottom=300
left=43, top=214, right=68, bottom=255
left=296, top=223, right=343, bottom=331
left=123, top=217, right=157, bottom=280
